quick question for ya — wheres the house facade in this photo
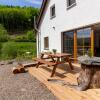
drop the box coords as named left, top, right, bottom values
left=37, top=0, right=100, bottom=59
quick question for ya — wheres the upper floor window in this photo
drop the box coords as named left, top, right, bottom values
left=50, top=4, right=56, bottom=19
left=67, top=0, right=76, bottom=9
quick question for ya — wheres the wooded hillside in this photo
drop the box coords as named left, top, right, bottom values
left=0, top=5, right=39, bottom=34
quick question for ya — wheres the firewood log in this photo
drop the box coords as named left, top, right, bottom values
left=18, top=67, right=26, bottom=73
left=12, top=67, right=19, bottom=74
left=12, top=67, right=26, bottom=74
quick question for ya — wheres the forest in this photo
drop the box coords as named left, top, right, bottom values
left=0, top=5, right=39, bottom=33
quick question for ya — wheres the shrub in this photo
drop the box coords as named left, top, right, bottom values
left=52, top=49, right=57, bottom=54
left=13, top=30, right=36, bottom=42
left=0, top=43, right=2, bottom=50
left=1, top=42, right=17, bottom=59
left=14, top=35, right=28, bottom=42
left=27, top=30, right=36, bottom=42
left=0, top=24, right=9, bottom=42
left=0, top=43, right=2, bottom=55
left=1, top=42, right=36, bottom=60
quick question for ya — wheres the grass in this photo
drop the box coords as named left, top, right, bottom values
left=0, top=42, right=36, bottom=60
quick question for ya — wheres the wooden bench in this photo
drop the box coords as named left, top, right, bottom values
left=33, top=53, right=73, bottom=77
left=34, top=58, right=56, bottom=67
left=69, top=57, right=78, bottom=63
left=33, top=58, right=57, bottom=77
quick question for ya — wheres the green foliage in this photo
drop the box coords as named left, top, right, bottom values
left=27, top=30, right=36, bottom=42
left=52, top=49, right=57, bottom=54
left=14, top=35, right=28, bottom=42
left=0, top=24, right=9, bottom=42
left=0, top=43, right=2, bottom=50
left=0, top=5, right=38, bottom=60
left=0, top=43, right=2, bottom=55
left=1, top=42, right=17, bottom=59
left=14, top=30, right=36, bottom=42
left=0, top=5, right=39, bottom=33
left=1, top=42, right=36, bottom=60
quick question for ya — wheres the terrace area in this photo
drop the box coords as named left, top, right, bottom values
left=28, top=63, right=100, bottom=100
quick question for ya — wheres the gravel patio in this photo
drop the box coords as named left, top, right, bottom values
left=0, top=61, right=58, bottom=100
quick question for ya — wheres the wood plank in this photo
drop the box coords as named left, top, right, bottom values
left=29, top=68, right=66, bottom=100
left=28, top=65, right=100, bottom=100
left=34, top=58, right=56, bottom=66
left=36, top=68, right=82, bottom=100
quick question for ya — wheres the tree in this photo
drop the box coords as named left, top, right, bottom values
left=0, top=24, right=9, bottom=42
left=0, top=5, right=39, bottom=33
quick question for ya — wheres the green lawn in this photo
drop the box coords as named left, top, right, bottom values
left=0, top=42, right=36, bottom=60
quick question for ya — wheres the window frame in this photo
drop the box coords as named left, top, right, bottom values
left=44, top=37, right=49, bottom=50
left=50, top=4, right=56, bottom=19
left=67, top=0, right=76, bottom=10
left=77, top=28, right=91, bottom=56
left=63, top=31, right=74, bottom=54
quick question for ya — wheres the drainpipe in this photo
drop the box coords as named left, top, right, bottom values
left=34, top=16, right=41, bottom=56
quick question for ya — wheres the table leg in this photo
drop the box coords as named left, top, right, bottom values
left=40, top=53, right=44, bottom=59
left=50, top=57, right=60, bottom=77
left=51, top=56, right=56, bottom=62
left=36, top=62, right=40, bottom=68
left=66, top=57, right=74, bottom=70
left=51, top=65, right=57, bottom=77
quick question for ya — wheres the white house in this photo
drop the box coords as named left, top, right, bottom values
left=36, top=0, right=100, bottom=59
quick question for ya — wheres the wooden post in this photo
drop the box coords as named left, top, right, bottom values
left=74, top=30, right=77, bottom=63
left=91, top=27, right=94, bottom=57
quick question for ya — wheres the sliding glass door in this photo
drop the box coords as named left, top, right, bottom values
left=63, top=27, right=92, bottom=57
left=77, top=28, right=91, bottom=56
left=63, top=31, right=74, bottom=55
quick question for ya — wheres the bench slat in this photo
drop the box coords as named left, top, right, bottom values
left=33, top=58, right=56, bottom=66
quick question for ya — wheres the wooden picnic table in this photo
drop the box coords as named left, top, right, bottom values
left=34, top=52, right=74, bottom=77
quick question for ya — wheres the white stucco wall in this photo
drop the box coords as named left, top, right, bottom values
left=38, top=0, right=100, bottom=54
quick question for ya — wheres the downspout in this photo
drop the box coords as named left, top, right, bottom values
left=34, top=16, right=41, bottom=56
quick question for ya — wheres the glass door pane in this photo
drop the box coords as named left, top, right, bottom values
left=77, top=28, right=91, bottom=56
left=63, top=31, right=74, bottom=54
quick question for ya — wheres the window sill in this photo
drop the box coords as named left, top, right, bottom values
left=50, top=15, right=56, bottom=19
left=67, top=3, right=76, bottom=10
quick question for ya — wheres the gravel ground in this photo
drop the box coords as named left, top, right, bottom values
left=0, top=62, right=58, bottom=100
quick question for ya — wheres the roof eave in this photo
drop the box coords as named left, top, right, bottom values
left=37, top=0, right=48, bottom=29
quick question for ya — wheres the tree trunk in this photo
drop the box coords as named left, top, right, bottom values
left=77, top=64, right=100, bottom=90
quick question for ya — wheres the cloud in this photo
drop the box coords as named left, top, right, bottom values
left=26, top=0, right=42, bottom=5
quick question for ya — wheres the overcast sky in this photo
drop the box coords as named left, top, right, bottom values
left=0, top=0, right=43, bottom=8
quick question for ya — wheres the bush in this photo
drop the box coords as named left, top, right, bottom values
left=0, top=24, right=9, bottom=42
left=1, top=42, right=36, bottom=60
left=27, top=30, right=36, bottom=42
left=12, top=30, right=36, bottom=42
left=0, top=43, right=2, bottom=55
left=0, top=43, right=2, bottom=50
left=1, top=42, right=17, bottom=59
left=14, top=35, right=28, bottom=42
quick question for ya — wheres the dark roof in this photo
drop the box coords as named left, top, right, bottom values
left=37, top=0, right=48, bottom=28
